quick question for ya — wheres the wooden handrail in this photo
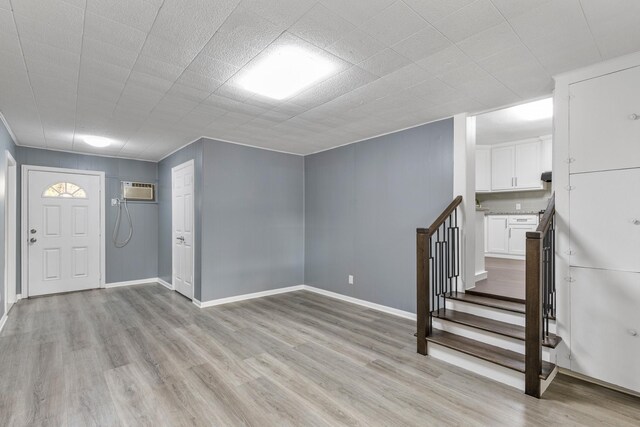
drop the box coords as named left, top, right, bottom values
left=418, top=196, right=463, bottom=238
left=536, top=193, right=555, bottom=234
left=524, top=192, right=556, bottom=398
left=417, top=195, right=463, bottom=356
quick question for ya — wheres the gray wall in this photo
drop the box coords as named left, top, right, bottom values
left=0, top=119, right=16, bottom=319
left=16, top=147, right=159, bottom=288
left=157, top=140, right=203, bottom=299
left=304, top=119, right=454, bottom=313
left=199, top=139, right=304, bottom=301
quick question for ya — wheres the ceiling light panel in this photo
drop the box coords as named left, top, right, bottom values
left=238, top=45, right=337, bottom=100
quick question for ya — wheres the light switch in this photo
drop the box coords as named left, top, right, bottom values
left=348, top=275, right=354, bottom=285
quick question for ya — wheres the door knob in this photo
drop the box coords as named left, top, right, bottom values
left=30, top=238, right=37, bottom=243
left=176, top=236, right=185, bottom=241
left=30, top=229, right=37, bottom=234
left=629, top=329, right=638, bottom=337
left=629, top=113, right=639, bottom=120
left=632, top=219, right=640, bottom=225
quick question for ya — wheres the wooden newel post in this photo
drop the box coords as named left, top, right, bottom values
left=417, top=228, right=429, bottom=355
left=525, top=231, right=542, bottom=397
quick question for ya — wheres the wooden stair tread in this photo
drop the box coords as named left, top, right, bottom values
left=426, top=330, right=556, bottom=379
left=445, top=292, right=525, bottom=314
left=432, top=308, right=561, bottom=348
left=466, top=289, right=525, bottom=304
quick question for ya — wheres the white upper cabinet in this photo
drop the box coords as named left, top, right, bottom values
left=476, top=146, right=491, bottom=192
left=569, top=65, right=640, bottom=174
left=485, top=139, right=546, bottom=192
left=514, top=141, right=541, bottom=189
left=491, top=145, right=515, bottom=191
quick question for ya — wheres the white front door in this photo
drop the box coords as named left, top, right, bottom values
left=27, top=170, right=102, bottom=296
left=172, top=160, right=194, bottom=299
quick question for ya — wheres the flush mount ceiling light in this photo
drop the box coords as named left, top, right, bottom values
left=238, top=46, right=336, bottom=100
left=511, top=98, right=553, bottom=121
left=83, top=135, right=113, bottom=148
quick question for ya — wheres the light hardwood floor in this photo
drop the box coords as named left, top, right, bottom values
left=1, top=284, right=639, bottom=426
left=473, top=257, right=526, bottom=301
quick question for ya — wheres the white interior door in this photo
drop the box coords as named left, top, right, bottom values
left=27, top=170, right=101, bottom=296
left=172, top=160, right=194, bottom=299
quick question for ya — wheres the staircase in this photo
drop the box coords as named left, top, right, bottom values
left=416, top=195, right=558, bottom=397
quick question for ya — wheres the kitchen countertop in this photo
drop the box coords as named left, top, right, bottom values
left=485, top=211, right=541, bottom=215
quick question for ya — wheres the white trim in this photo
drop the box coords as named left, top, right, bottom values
left=159, top=135, right=304, bottom=162
left=193, top=285, right=306, bottom=308
left=427, top=342, right=525, bottom=391
left=484, top=253, right=525, bottom=261
left=305, top=115, right=454, bottom=156
left=21, top=165, right=106, bottom=297
left=157, top=278, right=174, bottom=290
left=0, top=111, right=18, bottom=145
left=172, top=159, right=195, bottom=300
left=192, top=284, right=417, bottom=320
left=302, top=286, right=416, bottom=320
left=15, top=294, right=21, bottom=301
left=475, top=271, right=488, bottom=282
left=18, top=144, right=157, bottom=163
left=4, top=150, right=16, bottom=316
left=0, top=313, right=7, bottom=334
left=558, top=368, right=640, bottom=398
left=104, top=278, right=159, bottom=288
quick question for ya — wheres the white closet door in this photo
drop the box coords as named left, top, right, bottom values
left=570, top=267, right=640, bottom=393
left=569, top=65, right=640, bottom=173
left=570, top=168, right=640, bottom=273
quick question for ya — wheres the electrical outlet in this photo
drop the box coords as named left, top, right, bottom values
left=515, top=203, right=521, bottom=210
left=111, top=198, right=119, bottom=206
left=348, top=275, right=354, bottom=285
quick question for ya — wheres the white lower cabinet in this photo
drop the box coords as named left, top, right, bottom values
left=486, top=215, right=538, bottom=258
left=486, top=216, right=509, bottom=254
left=570, top=267, right=640, bottom=393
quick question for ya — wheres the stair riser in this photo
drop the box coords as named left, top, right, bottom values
left=445, top=300, right=557, bottom=334
left=432, top=319, right=556, bottom=363
left=428, top=342, right=525, bottom=391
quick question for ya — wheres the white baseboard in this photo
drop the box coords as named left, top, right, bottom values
left=157, top=278, right=174, bottom=290
left=475, top=271, right=488, bottom=282
left=193, top=285, right=306, bottom=308
left=485, top=254, right=524, bottom=261
left=192, top=284, right=417, bottom=321
left=302, top=286, right=416, bottom=320
left=16, top=294, right=21, bottom=301
left=0, top=313, right=7, bottom=335
left=104, top=277, right=160, bottom=288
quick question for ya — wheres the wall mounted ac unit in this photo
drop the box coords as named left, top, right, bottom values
left=121, top=181, right=155, bottom=201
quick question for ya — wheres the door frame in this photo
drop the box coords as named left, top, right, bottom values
left=21, top=165, right=106, bottom=297
left=171, top=159, right=195, bottom=300
left=4, top=151, right=16, bottom=314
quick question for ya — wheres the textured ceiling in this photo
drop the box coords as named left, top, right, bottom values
left=0, top=0, right=639, bottom=160
left=476, top=98, right=552, bottom=145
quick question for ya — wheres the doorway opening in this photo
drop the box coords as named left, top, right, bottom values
left=470, top=98, right=553, bottom=302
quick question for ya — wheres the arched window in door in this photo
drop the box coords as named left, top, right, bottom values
left=42, top=182, right=87, bottom=198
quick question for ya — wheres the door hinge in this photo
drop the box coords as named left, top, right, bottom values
left=565, top=185, right=574, bottom=191
left=564, top=276, right=575, bottom=283
left=565, top=249, right=574, bottom=255
left=566, top=157, right=575, bottom=164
